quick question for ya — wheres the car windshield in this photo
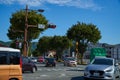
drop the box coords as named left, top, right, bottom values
left=66, top=57, right=76, bottom=61
left=92, top=58, right=113, bottom=65
left=46, top=58, right=55, bottom=62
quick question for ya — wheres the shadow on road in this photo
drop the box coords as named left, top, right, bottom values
left=71, top=76, right=84, bottom=80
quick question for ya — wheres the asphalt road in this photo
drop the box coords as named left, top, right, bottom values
left=23, top=62, right=85, bottom=80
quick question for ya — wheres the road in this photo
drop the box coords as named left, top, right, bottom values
left=23, top=62, right=85, bottom=80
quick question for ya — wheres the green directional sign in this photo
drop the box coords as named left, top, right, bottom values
left=90, top=48, right=106, bottom=62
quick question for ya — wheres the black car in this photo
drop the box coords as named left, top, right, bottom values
left=22, top=57, right=37, bottom=73
left=45, top=58, right=56, bottom=67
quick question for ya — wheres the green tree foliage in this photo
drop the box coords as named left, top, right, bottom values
left=36, top=36, right=52, bottom=54
left=50, top=36, right=72, bottom=59
left=9, top=40, right=17, bottom=49
left=33, top=36, right=72, bottom=58
left=7, top=10, right=48, bottom=54
left=7, top=10, right=48, bottom=41
left=67, top=22, right=101, bottom=64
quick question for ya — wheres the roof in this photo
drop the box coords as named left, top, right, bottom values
left=0, top=47, right=20, bottom=52
left=94, top=57, right=114, bottom=60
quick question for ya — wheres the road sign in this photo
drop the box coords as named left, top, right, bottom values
left=38, top=24, right=45, bottom=29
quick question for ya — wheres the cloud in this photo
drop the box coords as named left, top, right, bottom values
left=0, top=0, right=15, bottom=4
left=45, top=0, right=102, bottom=10
left=0, top=0, right=43, bottom=6
left=0, top=0, right=102, bottom=10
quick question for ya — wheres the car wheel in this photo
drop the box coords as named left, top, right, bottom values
left=22, top=71, right=24, bottom=73
left=64, top=63, right=66, bottom=66
left=116, top=75, right=120, bottom=80
left=22, top=69, right=24, bottom=73
left=74, top=64, right=77, bottom=67
left=84, top=77, right=88, bottom=80
left=10, top=78, right=17, bottom=80
left=31, top=67, right=36, bottom=73
left=54, top=64, right=56, bottom=67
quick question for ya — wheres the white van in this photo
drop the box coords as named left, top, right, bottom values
left=0, top=47, right=22, bottom=80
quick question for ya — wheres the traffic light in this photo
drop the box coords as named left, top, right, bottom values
left=48, top=24, right=56, bottom=29
left=16, top=41, right=19, bottom=48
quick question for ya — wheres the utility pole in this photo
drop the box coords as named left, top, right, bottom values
left=23, top=5, right=45, bottom=57
left=23, top=5, right=28, bottom=57
left=23, top=5, right=56, bottom=57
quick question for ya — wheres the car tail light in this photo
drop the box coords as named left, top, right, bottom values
left=20, top=58, right=22, bottom=68
left=46, top=60, right=48, bottom=63
left=54, top=60, right=56, bottom=63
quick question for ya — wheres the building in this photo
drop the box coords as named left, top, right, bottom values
left=84, top=43, right=120, bottom=60
left=103, top=44, right=120, bottom=60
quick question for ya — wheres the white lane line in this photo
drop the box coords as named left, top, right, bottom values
left=40, top=74, right=49, bottom=77
left=59, top=73, right=66, bottom=77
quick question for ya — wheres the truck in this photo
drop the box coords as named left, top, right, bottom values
left=90, top=48, right=106, bottom=62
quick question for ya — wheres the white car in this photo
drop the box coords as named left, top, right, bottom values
left=84, top=57, right=120, bottom=80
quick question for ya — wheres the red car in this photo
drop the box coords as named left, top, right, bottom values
left=22, top=57, right=37, bottom=73
left=37, top=56, right=45, bottom=63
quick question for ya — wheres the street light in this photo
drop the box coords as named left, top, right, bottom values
left=23, top=5, right=44, bottom=57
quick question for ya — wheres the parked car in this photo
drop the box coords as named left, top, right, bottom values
left=0, top=47, right=22, bottom=80
left=22, top=57, right=37, bottom=73
left=37, top=56, right=45, bottom=63
left=45, top=58, right=56, bottom=67
left=84, top=57, right=120, bottom=80
left=63, top=57, right=77, bottom=67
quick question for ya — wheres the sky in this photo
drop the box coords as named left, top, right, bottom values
left=0, top=0, right=120, bottom=45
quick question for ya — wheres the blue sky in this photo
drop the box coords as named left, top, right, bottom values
left=0, top=0, right=120, bottom=45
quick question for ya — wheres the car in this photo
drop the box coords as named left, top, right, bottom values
left=22, top=57, right=37, bottom=73
left=84, top=57, right=120, bottom=80
left=63, top=57, right=77, bottom=67
left=29, top=57, right=38, bottom=63
left=0, top=47, right=22, bottom=80
left=45, top=58, right=56, bottom=67
left=37, top=56, right=45, bottom=63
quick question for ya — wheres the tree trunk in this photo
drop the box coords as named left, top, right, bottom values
left=80, top=53, right=83, bottom=64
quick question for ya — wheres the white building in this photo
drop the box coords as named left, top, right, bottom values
left=103, top=44, right=120, bottom=60
left=84, top=43, right=120, bottom=60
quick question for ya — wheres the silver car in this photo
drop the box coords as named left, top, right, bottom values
left=84, top=57, right=120, bottom=80
left=63, top=57, right=77, bottom=67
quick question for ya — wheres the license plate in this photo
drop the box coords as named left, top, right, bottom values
left=94, top=72, right=99, bottom=76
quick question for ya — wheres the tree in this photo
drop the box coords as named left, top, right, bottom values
left=50, top=36, right=72, bottom=59
left=7, top=10, right=48, bottom=54
left=67, top=22, right=101, bottom=64
left=35, top=36, right=52, bottom=55
left=33, top=36, right=72, bottom=59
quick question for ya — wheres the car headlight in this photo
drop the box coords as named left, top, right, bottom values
left=106, top=67, right=113, bottom=72
left=106, top=69, right=112, bottom=72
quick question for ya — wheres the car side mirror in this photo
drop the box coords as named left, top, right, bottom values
left=115, top=63, right=119, bottom=66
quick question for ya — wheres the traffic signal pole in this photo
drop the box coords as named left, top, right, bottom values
left=23, top=5, right=56, bottom=57
left=23, top=5, right=28, bottom=57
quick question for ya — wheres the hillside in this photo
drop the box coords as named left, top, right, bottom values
left=0, top=41, right=11, bottom=47
left=0, top=41, right=37, bottom=51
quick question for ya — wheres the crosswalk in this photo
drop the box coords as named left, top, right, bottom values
left=37, top=67, right=85, bottom=72
left=23, top=64, right=85, bottom=80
